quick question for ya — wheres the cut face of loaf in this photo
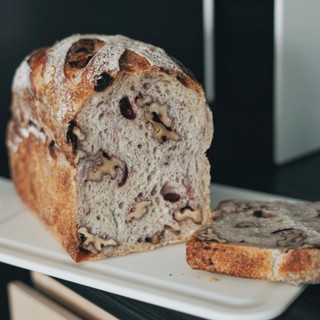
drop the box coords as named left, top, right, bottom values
left=186, top=200, right=320, bottom=284
left=7, top=35, right=213, bottom=261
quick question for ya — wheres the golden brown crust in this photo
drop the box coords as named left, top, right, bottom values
left=276, top=248, right=320, bottom=284
left=8, top=123, right=80, bottom=260
left=186, top=236, right=320, bottom=284
left=186, top=237, right=274, bottom=280
left=119, top=49, right=151, bottom=72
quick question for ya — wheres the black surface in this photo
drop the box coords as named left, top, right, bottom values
left=213, top=0, right=274, bottom=178
left=0, top=264, right=31, bottom=320
left=215, top=151, right=320, bottom=202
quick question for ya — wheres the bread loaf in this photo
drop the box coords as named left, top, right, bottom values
left=7, top=34, right=213, bottom=261
left=186, top=200, right=320, bottom=285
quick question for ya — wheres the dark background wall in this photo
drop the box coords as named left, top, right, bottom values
left=214, top=0, right=274, bottom=181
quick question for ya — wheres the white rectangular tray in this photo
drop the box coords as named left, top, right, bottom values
left=0, top=177, right=305, bottom=320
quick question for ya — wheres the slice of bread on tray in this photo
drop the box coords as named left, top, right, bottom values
left=186, top=200, right=320, bottom=285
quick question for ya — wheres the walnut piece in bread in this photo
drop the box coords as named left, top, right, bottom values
left=186, top=200, right=320, bottom=284
left=7, top=34, right=213, bottom=262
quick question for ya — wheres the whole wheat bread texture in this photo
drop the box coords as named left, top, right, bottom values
left=186, top=200, right=320, bottom=285
left=7, top=34, right=213, bottom=262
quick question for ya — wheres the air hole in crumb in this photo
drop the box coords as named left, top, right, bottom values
left=147, top=174, right=152, bottom=183
left=165, top=89, right=171, bottom=95
left=96, top=215, right=102, bottom=221
left=153, top=147, right=157, bottom=154
left=175, top=177, right=180, bottom=183
left=99, top=112, right=105, bottom=120
left=143, top=82, right=151, bottom=90
left=118, top=202, right=124, bottom=209
left=155, top=197, right=160, bottom=205
left=151, top=185, right=157, bottom=196
left=139, top=124, right=144, bottom=130
left=137, top=144, right=142, bottom=149
left=49, top=140, right=56, bottom=158
left=188, top=115, right=194, bottom=123
left=155, top=85, right=161, bottom=94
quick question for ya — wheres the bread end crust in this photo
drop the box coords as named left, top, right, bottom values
left=186, top=236, right=320, bottom=285
left=7, top=125, right=80, bottom=261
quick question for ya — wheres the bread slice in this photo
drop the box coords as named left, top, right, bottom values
left=186, top=200, right=320, bottom=285
left=7, top=34, right=213, bottom=262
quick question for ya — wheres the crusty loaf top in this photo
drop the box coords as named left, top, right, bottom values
left=9, top=34, right=203, bottom=153
left=195, top=200, right=320, bottom=249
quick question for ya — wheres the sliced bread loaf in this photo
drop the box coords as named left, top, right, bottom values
left=7, top=34, right=213, bottom=261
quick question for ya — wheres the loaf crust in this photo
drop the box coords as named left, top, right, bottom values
left=7, top=34, right=213, bottom=261
left=186, top=200, right=320, bottom=284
